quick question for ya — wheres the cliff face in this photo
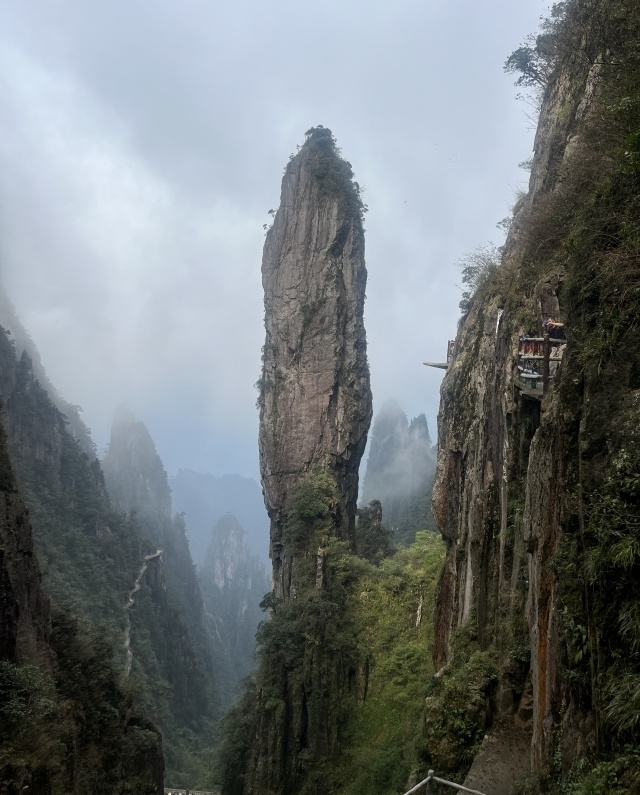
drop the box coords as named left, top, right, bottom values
left=433, top=0, right=640, bottom=784
left=259, top=126, right=372, bottom=599
left=199, top=514, right=269, bottom=707
left=0, top=330, right=139, bottom=630
left=170, top=469, right=270, bottom=564
left=0, top=323, right=217, bottom=787
left=0, top=419, right=50, bottom=666
left=221, top=128, right=371, bottom=795
left=0, top=412, right=164, bottom=792
left=361, top=399, right=436, bottom=544
left=104, top=406, right=173, bottom=522
left=102, top=409, right=220, bottom=776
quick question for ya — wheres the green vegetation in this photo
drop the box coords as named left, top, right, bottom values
left=420, top=622, right=498, bottom=782
left=0, top=331, right=217, bottom=788
left=516, top=0, right=640, bottom=773
left=302, top=126, right=368, bottom=222
left=457, top=244, right=502, bottom=315
left=0, top=608, right=162, bottom=793
left=102, top=411, right=220, bottom=788
left=356, top=500, right=394, bottom=565
left=2, top=341, right=141, bottom=632
left=459, top=0, right=640, bottom=791
left=329, top=533, right=446, bottom=794
left=283, top=467, right=338, bottom=549
left=217, top=518, right=446, bottom=795
left=504, top=3, right=567, bottom=93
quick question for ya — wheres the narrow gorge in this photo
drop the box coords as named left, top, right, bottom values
left=2, top=2, right=639, bottom=793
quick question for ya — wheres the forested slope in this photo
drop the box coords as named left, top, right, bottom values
left=0, top=320, right=218, bottom=789
left=0, top=376, right=163, bottom=792
left=102, top=408, right=220, bottom=786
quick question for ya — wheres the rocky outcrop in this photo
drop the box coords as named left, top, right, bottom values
left=433, top=0, right=640, bottom=784
left=103, top=405, right=173, bottom=523
left=361, top=399, right=436, bottom=543
left=0, top=325, right=198, bottom=787
left=170, top=469, right=269, bottom=564
left=220, top=128, right=371, bottom=795
left=259, top=126, right=372, bottom=598
left=102, top=409, right=220, bottom=740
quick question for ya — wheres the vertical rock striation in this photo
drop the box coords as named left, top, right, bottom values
left=221, top=128, right=371, bottom=795
left=259, top=126, right=372, bottom=598
left=432, top=0, right=640, bottom=785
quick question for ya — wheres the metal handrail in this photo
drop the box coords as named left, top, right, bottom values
left=403, top=770, right=487, bottom=795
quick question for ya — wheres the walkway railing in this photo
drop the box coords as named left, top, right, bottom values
left=403, top=770, right=487, bottom=795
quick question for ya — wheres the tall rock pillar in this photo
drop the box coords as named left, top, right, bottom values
left=258, top=126, right=372, bottom=599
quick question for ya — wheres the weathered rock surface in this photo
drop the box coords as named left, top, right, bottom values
left=220, top=129, right=371, bottom=795
left=259, top=126, right=372, bottom=598
left=433, top=0, right=640, bottom=784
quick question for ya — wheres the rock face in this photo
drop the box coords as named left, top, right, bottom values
left=0, top=418, right=50, bottom=666
left=433, top=0, right=640, bottom=784
left=220, top=128, right=371, bottom=795
left=259, top=126, right=372, bottom=598
left=0, top=412, right=164, bottom=792
left=361, top=399, right=436, bottom=543
left=199, top=514, right=269, bottom=706
left=102, top=409, right=220, bottom=747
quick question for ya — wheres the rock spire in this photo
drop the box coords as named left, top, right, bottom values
left=258, top=126, right=372, bottom=599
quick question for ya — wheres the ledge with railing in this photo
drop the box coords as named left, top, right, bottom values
left=403, top=770, right=487, bottom=795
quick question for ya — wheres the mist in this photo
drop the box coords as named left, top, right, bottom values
left=0, top=0, right=545, bottom=480
left=361, top=398, right=437, bottom=544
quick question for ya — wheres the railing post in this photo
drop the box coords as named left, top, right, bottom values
left=425, top=770, right=434, bottom=794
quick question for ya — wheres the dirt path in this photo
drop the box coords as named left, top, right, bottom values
left=463, top=722, right=532, bottom=795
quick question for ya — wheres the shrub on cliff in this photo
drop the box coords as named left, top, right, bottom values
left=504, top=3, right=567, bottom=93
left=457, top=244, right=502, bottom=314
left=303, top=126, right=368, bottom=221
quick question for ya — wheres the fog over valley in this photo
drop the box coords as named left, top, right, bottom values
left=3, top=1, right=639, bottom=792
left=0, top=0, right=543, bottom=480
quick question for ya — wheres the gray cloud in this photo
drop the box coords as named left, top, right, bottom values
left=0, top=0, right=544, bottom=479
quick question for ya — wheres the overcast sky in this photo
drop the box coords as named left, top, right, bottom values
left=0, top=0, right=544, bottom=481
